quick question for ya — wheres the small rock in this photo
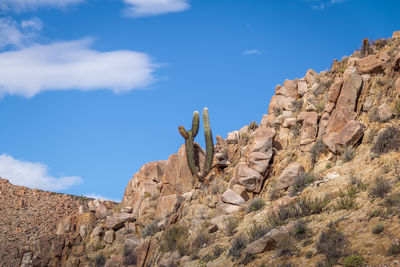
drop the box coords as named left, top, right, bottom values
left=377, top=103, right=393, bottom=122
left=104, top=230, right=115, bottom=244
left=207, top=224, right=219, bottom=233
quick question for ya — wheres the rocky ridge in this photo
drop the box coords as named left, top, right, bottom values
left=12, top=31, right=400, bottom=266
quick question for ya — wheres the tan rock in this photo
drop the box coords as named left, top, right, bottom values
left=298, top=112, right=318, bottom=145
left=234, top=163, right=262, bottom=192
left=336, top=70, right=363, bottom=111
left=105, top=213, right=133, bottom=230
left=305, top=69, right=317, bottom=85
left=324, top=102, right=335, bottom=114
left=155, top=194, right=183, bottom=219
left=297, top=80, right=308, bottom=96
left=227, top=131, right=239, bottom=144
left=357, top=54, right=386, bottom=74
left=124, top=234, right=140, bottom=247
left=276, top=162, right=305, bottom=190
left=221, top=189, right=245, bottom=205
left=394, top=53, right=400, bottom=71
left=232, top=184, right=250, bottom=201
left=219, top=203, right=241, bottom=214
left=377, top=103, right=393, bottom=122
left=105, top=255, right=123, bottom=267
left=282, top=117, right=297, bottom=128
left=248, top=151, right=272, bottom=174
left=332, top=120, right=365, bottom=152
left=244, top=227, right=288, bottom=255
left=276, top=80, right=299, bottom=98
left=328, top=78, right=343, bottom=103
left=325, top=107, right=357, bottom=134
left=363, top=96, right=375, bottom=111
left=393, top=31, right=400, bottom=39
left=104, top=229, right=115, bottom=244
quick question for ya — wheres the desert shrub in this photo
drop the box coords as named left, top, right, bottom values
left=306, top=251, right=313, bottom=258
left=311, top=140, right=327, bottom=164
left=247, top=222, right=271, bottom=243
left=276, top=234, right=295, bottom=257
left=240, top=254, right=257, bottom=265
left=123, top=245, right=137, bottom=265
left=369, top=177, right=391, bottom=198
left=269, top=186, right=280, bottom=201
left=142, top=219, right=160, bottom=238
left=371, top=126, right=400, bottom=155
left=246, top=197, right=265, bottom=213
left=315, top=101, right=325, bottom=112
left=248, top=121, right=258, bottom=131
left=388, top=242, right=400, bottom=255
left=349, top=175, right=367, bottom=191
left=384, top=192, right=400, bottom=208
left=372, top=223, right=384, bottom=234
left=211, top=183, right=224, bottom=195
left=95, top=253, right=106, bottom=267
left=192, top=232, right=210, bottom=250
left=225, top=217, right=239, bottom=236
left=394, top=101, right=400, bottom=118
left=161, top=225, right=188, bottom=255
left=342, top=148, right=355, bottom=163
left=292, top=220, right=308, bottom=240
left=228, top=235, right=247, bottom=260
left=268, top=197, right=329, bottom=227
left=335, top=186, right=357, bottom=210
left=342, top=254, right=364, bottom=267
left=316, top=227, right=345, bottom=265
left=240, top=132, right=250, bottom=145
left=374, top=38, right=388, bottom=50
left=291, top=99, right=303, bottom=112
left=290, top=172, right=315, bottom=196
left=274, top=107, right=283, bottom=116
left=361, top=38, right=371, bottom=56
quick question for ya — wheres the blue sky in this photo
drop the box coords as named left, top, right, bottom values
left=0, top=0, right=399, bottom=201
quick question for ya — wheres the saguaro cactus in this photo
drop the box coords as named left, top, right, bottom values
left=178, top=108, right=214, bottom=181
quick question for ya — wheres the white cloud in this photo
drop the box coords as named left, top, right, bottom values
left=311, top=0, right=345, bottom=10
left=0, top=154, right=82, bottom=191
left=0, top=17, right=42, bottom=49
left=123, top=0, right=190, bottom=17
left=0, top=37, right=157, bottom=98
left=0, top=0, right=84, bottom=12
left=85, top=193, right=121, bottom=202
left=242, top=49, right=261, bottom=55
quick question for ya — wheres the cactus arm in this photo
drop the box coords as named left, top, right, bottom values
left=192, top=111, right=200, bottom=137
left=202, top=107, right=214, bottom=177
left=186, top=130, right=199, bottom=178
left=178, top=126, right=188, bottom=139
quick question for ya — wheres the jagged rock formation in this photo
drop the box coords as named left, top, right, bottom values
left=0, top=178, right=86, bottom=267
left=10, top=31, right=400, bottom=266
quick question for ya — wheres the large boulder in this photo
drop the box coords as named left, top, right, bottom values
left=244, top=227, right=288, bottom=255
left=357, top=54, right=386, bottom=74
left=336, top=69, right=363, bottom=111
left=334, top=120, right=366, bottom=151
left=275, top=162, right=305, bottom=190
left=327, top=78, right=343, bottom=103
left=234, top=163, right=263, bottom=192
left=105, top=213, right=134, bottom=230
left=221, top=189, right=245, bottom=205
left=155, top=194, right=184, bottom=219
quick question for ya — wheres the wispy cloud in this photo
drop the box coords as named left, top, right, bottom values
left=0, top=0, right=84, bottom=12
left=0, top=18, right=158, bottom=98
left=0, top=154, right=82, bottom=191
left=0, top=17, right=42, bottom=49
left=242, top=49, right=261, bottom=55
left=84, top=193, right=121, bottom=202
left=311, top=0, right=345, bottom=10
left=123, top=0, right=190, bottom=18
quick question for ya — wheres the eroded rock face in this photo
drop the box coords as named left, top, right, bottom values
left=297, top=112, right=318, bottom=146
left=155, top=194, right=184, bottom=219
left=275, top=162, right=305, bottom=190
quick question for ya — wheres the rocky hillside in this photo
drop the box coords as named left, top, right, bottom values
left=0, top=178, right=88, bottom=267
left=15, top=31, right=400, bottom=266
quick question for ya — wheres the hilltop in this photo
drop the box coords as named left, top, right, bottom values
left=4, top=31, right=400, bottom=266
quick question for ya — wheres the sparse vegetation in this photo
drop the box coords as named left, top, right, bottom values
left=192, top=232, right=210, bottom=250
left=316, top=227, right=345, bottom=265
left=123, top=245, right=137, bottom=265
left=276, top=234, right=295, bottom=257
left=269, top=186, right=280, bottom=201
left=199, top=246, right=224, bottom=264
left=141, top=219, right=161, bottom=238
left=247, top=222, right=271, bottom=243
left=371, top=126, right=400, bottom=155
left=372, top=223, right=384, bottom=234
left=342, top=148, right=355, bottom=163
left=335, top=186, right=358, bottom=210
left=225, top=217, right=239, bottom=236
left=95, top=253, right=106, bottom=267
left=292, top=99, right=303, bottom=112
left=161, top=225, right=189, bottom=256
left=274, top=107, right=283, bottom=116
left=388, top=242, right=400, bottom=255
left=311, top=140, right=327, bottom=164
left=290, top=172, right=316, bottom=196
left=292, top=220, right=308, bottom=240
left=240, top=132, right=250, bottom=145
left=369, top=177, right=391, bottom=198
left=246, top=197, right=265, bottom=213
left=342, top=254, right=364, bottom=267
left=394, top=100, right=400, bottom=117
left=228, top=235, right=247, bottom=260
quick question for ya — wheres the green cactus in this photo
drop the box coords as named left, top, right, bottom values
left=178, top=108, right=214, bottom=181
